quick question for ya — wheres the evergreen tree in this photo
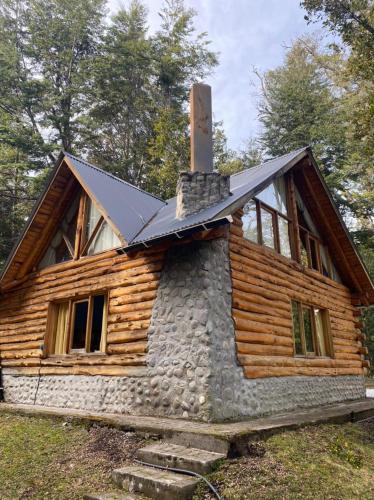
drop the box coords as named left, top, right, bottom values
left=257, top=37, right=350, bottom=213
left=146, top=0, right=218, bottom=198
left=82, top=1, right=154, bottom=187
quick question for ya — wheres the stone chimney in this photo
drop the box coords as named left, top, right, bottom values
left=176, top=83, right=230, bottom=219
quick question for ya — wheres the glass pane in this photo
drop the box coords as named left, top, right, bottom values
left=85, top=198, right=102, bottom=241
left=291, top=301, right=303, bottom=355
left=38, top=192, right=80, bottom=269
left=242, top=200, right=258, bottom=243
left=90, top=295, right=105, bottom=352
left=72, top=301, right=88, bottom=350
left=260, top=208, right=275, bottom=249
left=278, top=216, right=291, bottom=258
left=53, top=302, right=69, bottom=355
left=302, top=307, right=315, bottom=354
left=299, top=229, right=309, bottom=267
left=310, top=238, right=319, bottom=271
left=320, top=245, right=330, bottom=277
left=87, top=220, right=121, bottom=255
left=314, top=308, right=327, bottom=356
left=257, top=177, right=287, bottom=214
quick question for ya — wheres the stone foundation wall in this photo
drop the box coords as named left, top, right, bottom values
left=2, top=237, right=366, bottom=421
left=2, top=372, right=365, bottom=419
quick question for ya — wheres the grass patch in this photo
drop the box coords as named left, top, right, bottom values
left=1, top=413, right=374, bottom=499
left=0, top=413, right=145, bottom=499
left=194, top=420, right=374, bottom=500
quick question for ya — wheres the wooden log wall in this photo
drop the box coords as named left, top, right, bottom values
left=230, top=211, right=366, bottom=379
left=0, top=247, right=165, bottom=376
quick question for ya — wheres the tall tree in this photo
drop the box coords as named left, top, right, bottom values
left=0, top=0, right=107, bottom=270
left=0, top=0, right=106, bottom=159
left=257, top=37, right=350, bottom=213
left=146, top=0, right=218, bottom=198
left=301, top=0, right=374, bottom=228
left=82, top=1, right=154, bottom=186
left=214, top=122, right=263, bottom=174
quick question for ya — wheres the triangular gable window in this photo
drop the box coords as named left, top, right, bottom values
left=38, top=193, right=80, bottom=269
left=38, top=192, right=121, bottom=270
left=241, top=173, right=342, bottom=282
left=81, top=198, right=121, bottom=256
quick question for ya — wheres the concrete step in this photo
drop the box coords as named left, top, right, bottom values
left=112, top=464, right=199, bottom=500
left=136, top=442, right=225, bottom=474
left=84, top=493, right=145, bottom=500
left=167, top=430, right=230, bottom=455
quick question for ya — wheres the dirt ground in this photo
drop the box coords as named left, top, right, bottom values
left=0, top=412, right=373, bottom=500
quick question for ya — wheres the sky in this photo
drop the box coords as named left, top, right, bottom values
left=108, top=0, right=322, bottom=151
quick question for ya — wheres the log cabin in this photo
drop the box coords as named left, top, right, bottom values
left=0, top=84, right=373, bottom=422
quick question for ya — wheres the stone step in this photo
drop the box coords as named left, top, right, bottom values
left=112, top=464, right=199, bottom=500
left=167, top=430, right=230, bottom=455
left=136, top=442, right=225, bottom=474
left=84, top=493, right=145, bottom=500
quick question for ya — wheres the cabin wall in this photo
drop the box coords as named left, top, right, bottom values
left=229, top=211, right=367, bottom=378
left=0, top=247, right=165, bottom=411
left=0, top=223, right=366, bottom=421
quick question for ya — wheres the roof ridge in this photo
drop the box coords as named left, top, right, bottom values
left=64, top=152, right=166, bottom=204
left=230, top=146, right=308, bottom=178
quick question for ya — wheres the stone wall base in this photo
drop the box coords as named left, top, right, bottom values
left=2, top=373, right=365, bottom=420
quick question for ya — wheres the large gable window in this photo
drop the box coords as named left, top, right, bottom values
left=241, top=175, right=342, bottom=283
left=242, top=177, right=292, bottom=258
left=295, top=190, right=341, bottom=282
left=38, top=191, right=121, bottom=270
left=38, top=193, right=80, bottom=269
left=81, top=198, right=121, bottom=256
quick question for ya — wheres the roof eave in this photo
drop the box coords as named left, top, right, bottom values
left=0, top=151, right=66, bottom=284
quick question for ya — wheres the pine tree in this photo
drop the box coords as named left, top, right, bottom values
left=146, top=0, right=218, bottom=198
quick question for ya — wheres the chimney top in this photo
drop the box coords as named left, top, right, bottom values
left=190, top=83, right=213, bottom=173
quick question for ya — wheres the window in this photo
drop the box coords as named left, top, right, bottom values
left=38, top=192, right=80, bottom=269
left=82, top=198, right=121, bottom=256
left=47, top=294, right=107, bottom=355
left=38, top=191, right=121, bottom=270
left=291, top=300, right=332, bottom=357
left=242, top=178, right=292, bottom=258
left=295, top=191, right=342, bottom=282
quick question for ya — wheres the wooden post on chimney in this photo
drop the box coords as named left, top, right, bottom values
left=190, top=83, right=213, bottom=173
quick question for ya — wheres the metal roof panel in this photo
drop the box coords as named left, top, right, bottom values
left=64, top=153, right=166, bottom=243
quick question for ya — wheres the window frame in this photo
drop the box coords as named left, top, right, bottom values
left=291, top=300, right=333, bottom=358
left=244, top=198, right=293, bottom=257
left=38, top=190, right=122, bottom=271
left=45, top=293, right=108, bottom=357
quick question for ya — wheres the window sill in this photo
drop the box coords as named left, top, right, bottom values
left=47, top=352, right=107, bottom=359
left=294, top=355, right=333, bottom=360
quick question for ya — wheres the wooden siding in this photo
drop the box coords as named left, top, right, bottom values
left=230, top=211, right=366, bottom=379
left=0, top=247, right=165, bottom=376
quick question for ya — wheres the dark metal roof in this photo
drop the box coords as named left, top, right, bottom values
left=65, top=153, right=166, bottom=243
left=127, top=147, right=308, bottom=247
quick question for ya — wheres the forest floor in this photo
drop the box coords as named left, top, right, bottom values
left=0, top=413, right=373, bottom=500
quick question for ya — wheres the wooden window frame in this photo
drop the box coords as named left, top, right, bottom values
left=47, top=293, right=108, bottom=357
left=291, top=300, right=333, bottom=358
left=245, top=198, right=293, bottom=257
left=241, top=174, right=337, bottom=281
left=286, top=173, right=336, bottom=279
left=38, top=190, right=121, bottom=271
